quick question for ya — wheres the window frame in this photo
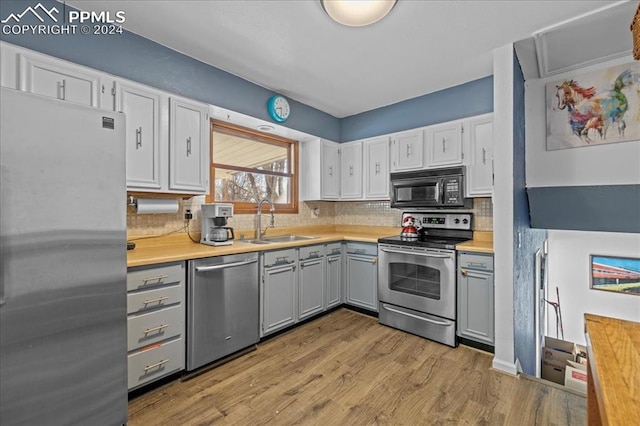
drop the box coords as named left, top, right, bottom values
left=207, top=119, right=299, bottom=214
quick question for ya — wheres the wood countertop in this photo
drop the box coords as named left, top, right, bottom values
left=127, top=225, right=398, bottom=267
left=456, top=231, right=494, bottom=254
left=127, top=226, right=494, bottom=267
left=585, top=314, right=640, bottom=426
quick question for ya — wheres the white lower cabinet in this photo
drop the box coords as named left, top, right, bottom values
left=298, top=245, right=326, bottom=320
left=345, top=242, right=378, bottom=312
left=261, top=243, right=344, bottom=337
left=457, top=252, right=494, bottom=346
left=261, top=249, right=298, bottom=337
left=325, top=243, right=343, bottom=309
left=126, top=262, right=185, bottom=391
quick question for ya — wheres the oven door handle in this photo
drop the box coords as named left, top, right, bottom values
left=379, top=247, right=451, bottom=258
left=381, top=304, right=451, bottom=326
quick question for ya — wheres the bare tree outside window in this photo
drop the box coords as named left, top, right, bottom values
left=208, top=120, right=298, bottom=213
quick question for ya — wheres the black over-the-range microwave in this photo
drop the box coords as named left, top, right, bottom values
left=389, top=166, right=472, bottom=209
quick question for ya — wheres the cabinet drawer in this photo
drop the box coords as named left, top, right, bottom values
left=128, top=337, right=184, bottom=390
left=127, top=284, right=183, bottom=314
left=127, top=305, right=183, bottom=351
left=299, top=244, right=325, bottom=261
left=458, top=252, right=494, bottom=271
left=263, top=249, right=297, bottom=268
left=326, top=243, right=342, bottom=256
left=127, top=262, right=184, bottom=292
left=346, top=242, right=377, bottom=256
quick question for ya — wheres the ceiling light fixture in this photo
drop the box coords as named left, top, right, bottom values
left=321, top=0, right=397, bottom=27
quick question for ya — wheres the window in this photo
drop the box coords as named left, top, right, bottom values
left=208, top=120, right=298, bottom=214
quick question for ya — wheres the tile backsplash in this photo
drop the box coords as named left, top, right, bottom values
left=127, top=196, right=493, bottom=237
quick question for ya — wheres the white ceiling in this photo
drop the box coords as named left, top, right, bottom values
left=68, top=0, right=626, bottom=118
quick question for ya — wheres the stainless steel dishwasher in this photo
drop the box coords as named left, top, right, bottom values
left=187, top=252, right=259, bottom=371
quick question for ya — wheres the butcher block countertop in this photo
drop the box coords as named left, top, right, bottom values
left=127, top=225, right=494, bottom=267
left=456, top=231, right=494, bottom=254
left=127, top=225, right=397, bottom=268
left=584, top=314, right=640, bottom=426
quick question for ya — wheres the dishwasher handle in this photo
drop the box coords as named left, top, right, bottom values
left=195, top=258, right=257, bottom=272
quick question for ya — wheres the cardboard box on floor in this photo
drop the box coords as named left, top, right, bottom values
left=541, top=336, right=576, bottom=385
left=564, top=361, right=587, bottom=395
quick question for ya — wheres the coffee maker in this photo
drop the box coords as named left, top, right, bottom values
left=200, top=203, right=235, bottom=246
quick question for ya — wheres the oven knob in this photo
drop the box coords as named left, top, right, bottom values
left=463, top=218, right=469, bottom=224
left=454, top=218, right=460, bottom=224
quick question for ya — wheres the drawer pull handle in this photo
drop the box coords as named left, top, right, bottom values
left=143, top=296, right=169, bottom=306
left=142, top=274, right=169, bottom=283
left=144, top=359, right=169, bottom=372
left=144, top=324, right=169, bottom=334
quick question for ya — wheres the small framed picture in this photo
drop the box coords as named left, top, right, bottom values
left=590, top=255, right=640, bottom=296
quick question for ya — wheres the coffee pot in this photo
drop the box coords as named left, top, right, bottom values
left=200, top=203, right=235, bottom=246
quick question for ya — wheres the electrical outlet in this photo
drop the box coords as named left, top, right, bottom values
left=310, top=207, right=320, bottom=219
left=184, top=209, right=193, bottom=220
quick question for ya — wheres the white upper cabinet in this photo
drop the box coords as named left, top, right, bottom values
left=321, top=140, right=341, bottom=199
left=169, top=97, right=209, bottom=194
left=427, top=121, right=463, bottom=167
left=364, top=136, right=390, bottom=199
left=116, top=81, right=163, bottom=190
left=18, top=52, right=103, bottom=108
left=390, top=129, right=424, bottom=172
left=465, top=113, right=494, bottom=197
left=340, top=142, right=363, bottom=199
left=299, top=138, right=340, bottom=201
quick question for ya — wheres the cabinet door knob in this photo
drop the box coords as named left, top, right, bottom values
left=460, top=269, right=467, bottom=277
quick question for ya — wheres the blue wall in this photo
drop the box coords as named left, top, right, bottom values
left=341, top=76, right=493, bottom=142
left=512, top=51, right=547, bottom=376
left=0, top=0, right=493, bottom=142
left=0, top=0, right=341, bottom=141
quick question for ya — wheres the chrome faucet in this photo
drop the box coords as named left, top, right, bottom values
left=256, top=197, right=275, bottom=240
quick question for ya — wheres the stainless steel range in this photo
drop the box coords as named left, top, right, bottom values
left=378, top=212, right=473, bottom=347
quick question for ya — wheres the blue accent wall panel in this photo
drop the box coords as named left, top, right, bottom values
left=0, top=0, right=340, bottom=141
left=512, top=52, right=547, bottom=377
left=340, top=76, right=493, bottom=142
left=527, top=185, right=640, bottom=233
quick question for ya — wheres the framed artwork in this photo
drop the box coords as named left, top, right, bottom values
left=590, top=255, right=640, bottom=296
left=546, top=61, right=640, bottom=151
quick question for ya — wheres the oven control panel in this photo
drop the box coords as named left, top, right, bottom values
left=401, top=212, right=471, bottom=230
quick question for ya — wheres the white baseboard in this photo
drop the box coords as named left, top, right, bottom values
left=492, top=358, right=518, bottom=375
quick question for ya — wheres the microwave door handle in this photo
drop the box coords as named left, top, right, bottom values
left=436, top=180, right=442, bottom=204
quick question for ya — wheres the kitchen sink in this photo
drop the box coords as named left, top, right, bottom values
left=262, top=235, right=317, bottom=243
left=239, top=235, right=317, bottom=244
left=239, top=239, right=274, bottom=245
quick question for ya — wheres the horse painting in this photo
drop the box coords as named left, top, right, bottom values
left=547, top=63, right=640, bottom=150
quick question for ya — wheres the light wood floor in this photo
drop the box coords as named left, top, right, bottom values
left=128, top=309, right=586, bottom=425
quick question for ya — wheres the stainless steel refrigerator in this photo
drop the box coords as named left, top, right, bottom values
left=0, top=87, right=128, bottom=425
